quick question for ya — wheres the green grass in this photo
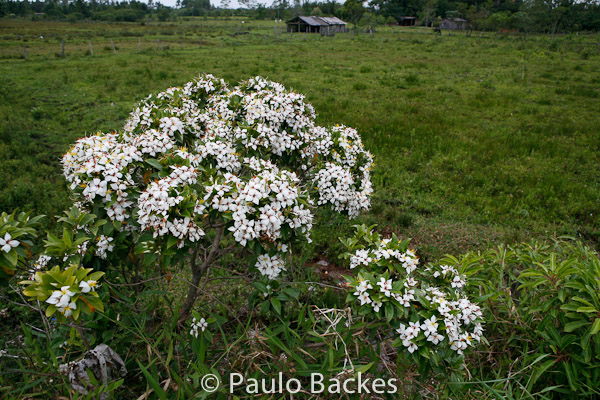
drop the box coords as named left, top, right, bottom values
left=1, top=19, right=599, bottom=259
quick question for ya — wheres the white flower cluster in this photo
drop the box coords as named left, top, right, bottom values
left=63, top=74, right=373, bottom=280
left=44, top=279, right=99, bottom=318
left=255, top=254, right=286, bottom=280
left=344, top=227, right=484, bottom=357
left=29, top=255, right=51, bottom=279
left=396, top=292, right=483, bottom=355
left=312, top=125, right=373, bottom=218
left=190, top=317, right=208, bottom=338
left=95, top=235, right=114, bottom=259
left=46, top=286, right=77, bottom=316
left=202, top=160, right=313, bottom=250
left=62, top=132, right=140, bottom=222
left=137, top=162, right=206, bottom=243
left=428, top=264, right=467, bottom=289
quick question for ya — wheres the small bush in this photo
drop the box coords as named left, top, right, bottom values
left=456, top=239, right=600, bottom=397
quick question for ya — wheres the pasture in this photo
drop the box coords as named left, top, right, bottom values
left=1, top=20, right=599, bottom=258
left=1, top=18, right=600, bottom=398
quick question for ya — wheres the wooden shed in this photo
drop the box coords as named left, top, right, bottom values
left=286, top=16, right=347, bottom=35
left=398, top=16, right=418, bottom=26
left=439, top=18, right=468, bottom=30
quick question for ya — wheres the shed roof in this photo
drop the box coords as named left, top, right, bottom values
left=318, top=16, right=347, bottom=25
left=288, top=16, right=347, bottom=26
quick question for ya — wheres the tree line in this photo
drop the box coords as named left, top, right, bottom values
left=1, top=0, right=599, bottom=32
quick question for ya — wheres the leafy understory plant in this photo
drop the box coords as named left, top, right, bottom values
left=0, top=211, right=43, bottom=284
left=341, top=225, right=485, bottom=369
left=20, top=74, right=374, bottom=324
left=460, top=240, right=600, bottom=396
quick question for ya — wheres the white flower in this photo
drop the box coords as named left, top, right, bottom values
left=190, top=317, right=209, bottom=338
left=422, top=315, right=439, bottom=334
left=405, top=321, right=421, bottom=339
left=406, top=341, right=418, bottom=353
left=376, top=277, right=393, bottom=297
left=427, top=332, right=444, bottom=345
left=79, top=280, right=98, bottom=293
left=46, top=286, right=75, bottom=308
left=197, top=318, right=208, bottom=331
left=451, top=275, right=466, bottom=288
left=354, top=279, right=373, bottom=293
left=358, top=291, right=372, bottom=305
left=372, top=301, right=382, bottom=312
left=438, top=303, right=451, bottom=315
left=0, top=233, right=19, bottom=253
left=396, top=323, right=406, bottom=336
left=59, top=302, right=77, bottom=317
left=350, top=249, right=372, bottom=269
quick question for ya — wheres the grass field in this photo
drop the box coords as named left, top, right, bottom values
left=1, top=19, right=599, bottom=261
left=2, top=18, right=600, bottom=399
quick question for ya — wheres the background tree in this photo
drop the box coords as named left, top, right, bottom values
left=419, top=0, right=438, bottom=26
left=343, top=0, right=366, bottom=26
left=311, top=6, right=323, bottom=15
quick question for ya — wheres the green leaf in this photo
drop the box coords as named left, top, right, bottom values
left=270, top=297, right=281, bottom=314
left=84, top=295, right=104, bottom=313
left=564, top=320, right=590, bottom=333
left=137, top=361, right=167, bottom=400
left=591, top=318, right=600, bottom=335
left=145, top=158, right=163, bottom=170
left=576, top=306, right=598, bottom=313
left=563, top=362, right=577, bottom=392
left=166, top=235, right=179, bottom=249
left=283, top=288, right=299, bottom=300
left=385, top=302, right=394, bottom=322
left=260, top=300, right=270, bottom=314
left=1, top=251, right=18, bottom=267
left=355, top=362, right=374, bottom=374
left=252, top=282, right=267, bottom=293
left=528, top=358, right=554, bottom=391
left=63, top=228, right=72, bottom=248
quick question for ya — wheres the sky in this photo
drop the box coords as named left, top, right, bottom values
left=151, top=0, right=344, bottom=10
left=153, top=0, right=246, bottom=8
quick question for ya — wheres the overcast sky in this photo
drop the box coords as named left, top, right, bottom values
left=152, top=0, right=344, bottom=10
left=156, top=0, right=245, bottom=7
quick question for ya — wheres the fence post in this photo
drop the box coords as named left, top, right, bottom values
left=61, top=39, right=65, bottom=57
left=23, top=43, right=27, bottom=60
left=89, top=41, right=93, bottom=56
left=111, top=39, right=116, bottom=54
left=138, top=37, right=141, bottom=53
left=161, top=40, right=164, bottom=51
left=156, top=39, right=160, bottom=51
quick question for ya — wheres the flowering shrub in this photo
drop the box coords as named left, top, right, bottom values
left=341, top=225, right=484, bottom=365
left=22, top=265, right=104, bottom=322
left=21, top=74, right=373, bottom=322
left=0, top=211, right=43, bottom=285
left=18, top=207, right=109, bottom=321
